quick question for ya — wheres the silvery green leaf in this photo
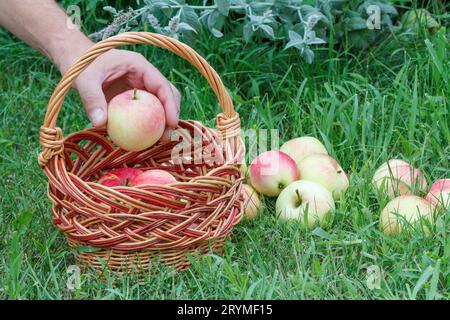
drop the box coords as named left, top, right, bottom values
left=215, top=0, right=231, bottom=16
left=243, top=22, right=253, bottom=42
left=199, top=9, right=213, bottom=21
left=258, top=24, right=274, bottom=39
left=307, top=37, right=326, bottom=45
left=300, top=5, right=329, bottom=25
left=346, top=16, right=369, bottom=31
left=250, top=14, right=265, bottom=25
left=211, top=28, right=224, bottom=38
left=207, top=10, right=221, bottom=29
left=231, top=0, right=246, bottom=6
left=285, top=39, right=304, bottom=50
left=177, top=22, right=197, bottom=33
left=180, top=6, right=201, bottom=31
left=288, top=30, right=303, bottom=41
left=145, top=0, right=171, bottom=9
left=303, top=47, right=314, bottom=64
left=103, top=6, right=117, bottom=15
left=381, top=14, right=393, bottom=27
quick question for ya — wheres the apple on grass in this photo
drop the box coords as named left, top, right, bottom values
left=276, top=180, right=335, bottom=229
left=280, top=136, right=328, bottom=166
left=297, top=154, right=349, bottom=200
left=98, top=168, right=142, bottom=187
left=249, top=150, right=299, bottom=197
left=129, top=169, right=177, bottom=186
left=372, top=159, right=427, bottom=199
left=425, top=179, right=450, bottom=209
left=107, top=88, right=166, bottom=152
left=241, top=184, right=261, bottom=220
left=379, top=195, right=436, bottom=236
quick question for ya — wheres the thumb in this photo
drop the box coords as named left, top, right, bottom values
left=75, top=79, right=107, bottom=127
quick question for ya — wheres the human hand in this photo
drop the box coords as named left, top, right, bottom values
left=71, top=49, right=180, bottom=133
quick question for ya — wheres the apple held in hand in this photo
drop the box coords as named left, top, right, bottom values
left=249, top=150, right=299, bottom=197
left=425, top=179, right=450, bottom=209
left=107, top=89, right=166, bottom=152
left=241, top=184, right=261, bottom=220
left=280, top=136, right=328, bottom=166
left=98, top=168, right=142, bottom=187
left=129, top=169, right=177, bottom=186
left=379, top=195, right=436, bottom=236
left=276, top=180, right=335, bottom=229
left=297, top=154, right=349, bottom=200
left=372, top=159, right=427, bottom=199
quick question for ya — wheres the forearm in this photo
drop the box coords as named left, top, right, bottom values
left=0, top=0, right=93, bottom=73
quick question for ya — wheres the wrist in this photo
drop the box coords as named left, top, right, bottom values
left=48, top=30, right=94, bottom=74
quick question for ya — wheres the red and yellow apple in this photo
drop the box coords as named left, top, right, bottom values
left=276, top=180, right=335, bottom=229
left=107, top=89, right=166, bottom=152
left=379, top=195, right=436, bottom=236
left=249, top=150, right=299, bottom=197
left=241, top=184, right=261, bottom=220
left=98, top=168, right=142, bottom=187
left=297, top=154, right=349, bottom=200
left=425, top=179, right=450, bottom=209
left=129, top=169, right=177, bottom=186
left=372, top=159, right=427, bottom=199
left=280, top=136, right=328, bottom=166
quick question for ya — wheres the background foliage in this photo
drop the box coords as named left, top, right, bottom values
left=88, top=0, right=445, bottom=63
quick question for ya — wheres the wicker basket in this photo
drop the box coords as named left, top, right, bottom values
left=38, top=32, right=244, bottom=273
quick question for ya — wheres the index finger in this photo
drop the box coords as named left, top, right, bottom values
left=141, top=62, right=180, bottom=128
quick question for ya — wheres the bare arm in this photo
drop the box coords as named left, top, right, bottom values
left=0, top=0, right=180, bottom=129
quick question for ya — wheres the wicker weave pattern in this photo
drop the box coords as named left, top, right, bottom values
left=38, top=32, right=244, bottom=272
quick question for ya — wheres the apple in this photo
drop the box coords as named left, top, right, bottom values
left=372, top=159, right=427, bottom=199
left=280, top=136, right=328, bottom=166
left=129, top=169, right=177, bottom=186
left=379, top=195, right=436, bottom=236
left=425, top=179, right=450, bottom=209
left=98, top=168, right=142, bottom=187
left=249, top=150, right=299, bottom=197
left=296, top=154, right=349, bottom=200
left=107, top=88, right=166, bottom=152
left=276, top=180, right=335, bottom=229
left=241, top=184, right=261, bottom=220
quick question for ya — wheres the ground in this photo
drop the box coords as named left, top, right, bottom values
left=0, top=3, right=448, bottom=299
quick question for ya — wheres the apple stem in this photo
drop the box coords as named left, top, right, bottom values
left=295, top=189, right=302, bottom=206
left=132, top=88, right=138, bottom=100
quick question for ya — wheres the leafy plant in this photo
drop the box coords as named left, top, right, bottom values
left=91, top=0, right=400, bottom=63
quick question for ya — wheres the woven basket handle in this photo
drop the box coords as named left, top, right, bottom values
left=39, top=31, right=239, bottom=166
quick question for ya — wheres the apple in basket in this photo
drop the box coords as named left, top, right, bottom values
left=249, top=150, right=300, bottom=197
left=129, top=169, right=177, bottom=186
left=379, top=195, right=436, bottom=236
left=276, top=180, right=335, bottom=229
left=98, top=168, right=142, bottom=187
left=107, top=88, right=166, bottom=151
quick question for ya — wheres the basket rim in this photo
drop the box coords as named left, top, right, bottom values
left=38, top=31, right=241, bottom=168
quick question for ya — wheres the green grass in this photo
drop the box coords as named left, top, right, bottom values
left=0, top=2, right=449, bottom=300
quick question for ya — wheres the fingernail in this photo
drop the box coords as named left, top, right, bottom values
left=89, top=108, right=104, bottom=126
